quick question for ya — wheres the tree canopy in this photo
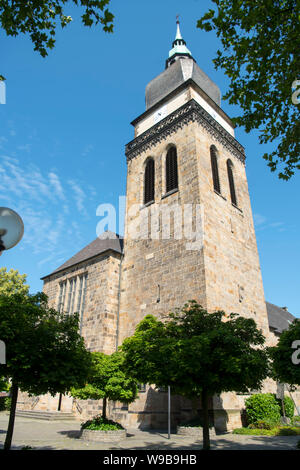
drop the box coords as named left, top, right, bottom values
left=0, top=0, right=114, bottom=78
left=71, top=351, right=138, bottom=419
left=0, top=292, right=91, bottom=395
left=197, top=0, right=300, bottom=180
left=0, top=291, right=92, bottom=449
left=121, top=301, right=269, bottom=449
left=0, top=267, right=29, bottom=297
left=269, top=318, right=300, bottom=387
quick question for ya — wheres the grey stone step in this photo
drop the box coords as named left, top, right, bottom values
left=16, top=410, right=76, bottom=421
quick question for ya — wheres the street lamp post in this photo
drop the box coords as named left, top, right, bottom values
left=0, top=207, right=24, bottom=255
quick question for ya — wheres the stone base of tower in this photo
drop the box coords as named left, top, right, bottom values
left=17, top=380, right=300, bottom=432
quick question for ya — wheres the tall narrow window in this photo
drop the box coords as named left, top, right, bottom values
left=166, top=146, right=178, bottom=193
left=210, top=145, right=220, bottom=194
left=78, top=274, right=87, bottom=334
left=57, top=281, right=67, bottom=313
left=70, top=277, right=77, bottom=314
left=227, top=159, right=237, bottom=206
left=144, top=158, right=155, bottom=204
left=66, top=278, right=74, bottom=314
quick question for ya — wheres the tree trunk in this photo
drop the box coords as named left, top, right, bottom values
left=4, top=381, right=18, bottom=451
left=201, top=389, right=210, bottom=451
left=102, top=396, right=107, bottom=420
left=57, top=393, right=62, bottom=411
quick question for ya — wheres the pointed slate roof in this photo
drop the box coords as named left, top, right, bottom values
left=145, top=20, right=221, bottom=110
left=41, top=231, right=123, bottom=279
left=167, top=19, right=193, bottom=64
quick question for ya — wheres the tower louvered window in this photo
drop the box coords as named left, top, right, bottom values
left=166, top=146, right=178, bottom=193
left=210, top=146, right=220, bottom=194
left=227, top=159, right=237, bottom=206
left=144, top=158, right=155, bottom=204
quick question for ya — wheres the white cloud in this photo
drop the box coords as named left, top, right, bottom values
left=253, top=213, right=267, bottom=226
left=68, top=179, right=88, bottom=216
left=49, top=171, right=65, bottom=200
left=81, top=144, right=94, bottom=158
left=0, top=157, right=95, bottom=262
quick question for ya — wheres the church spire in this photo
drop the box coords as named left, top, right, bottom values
left=166, top=17, right=194, bottom=68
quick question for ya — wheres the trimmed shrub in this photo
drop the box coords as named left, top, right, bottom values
left=277, top=426, right=300, bottom=436
left=81, top=415, right=123, bottom=431
left=245, top=393, right=281, bottom=425
left=248, top=419, right=278, bottom=430
left=292, top=416, right=300, bottom=425
left=233, top=427, right=274, bottom=436
left=233, top=426, right=300, bottom=436
left=278, top=396, right=294, bottom=419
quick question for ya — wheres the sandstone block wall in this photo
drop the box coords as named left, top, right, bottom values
left=119, top=124, right=206, bottom=345
left=43, top=250, right=121, bottom=353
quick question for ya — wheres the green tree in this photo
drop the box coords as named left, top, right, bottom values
left=269, top=319, right=300, bottom=387
left=0, top=292, right=92, bottom=450
left=71, top=351, right=138, bottom=419
left=0, top=268, right=29, bottom=296
left=197, top=0, right=300, bottom=180
left=0, top=0, right=114, bottom=78
left=121, top=301, right=269, bottom=450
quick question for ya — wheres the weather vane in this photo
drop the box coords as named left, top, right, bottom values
left=176, top=14, right=180, bottom=24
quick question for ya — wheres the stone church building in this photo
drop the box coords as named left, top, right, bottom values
left=18, top=22, right=300, bottom=430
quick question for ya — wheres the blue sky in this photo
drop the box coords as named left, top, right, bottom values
left=0, top=0, right=299, bottom=317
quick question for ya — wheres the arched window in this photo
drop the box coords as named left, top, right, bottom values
left=227, top=159, right=237, bottom=206
left=166, top=146, right=178, bottom=193
left=210, top=145, right=220, bottom=194
left=144, top=158, right=155, bottom=204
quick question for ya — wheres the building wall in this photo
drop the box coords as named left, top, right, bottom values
left=194, top=120, right=270, bottom=339
left=118, top=122, right=206, bottom=345
left=17, top=88, right=300, bottom=428
left=43, top=250, right=121, bottom=353
left=17, top=250, right=121, bottom=414
left=117, top=89, right=274, bottom=429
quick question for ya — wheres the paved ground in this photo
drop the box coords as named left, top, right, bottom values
left=0, top=412, right=299, bottom=450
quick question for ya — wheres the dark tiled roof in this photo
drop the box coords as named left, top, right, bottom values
left=266, top=301, right=296, bottom=334
left=41, top=231, right=123, bottom=279
left=145, top=58, right=221, bottom=110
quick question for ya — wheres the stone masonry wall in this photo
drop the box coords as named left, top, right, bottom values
left=17, top=250, right=121, bottom=414
left=43, top=250, right=121, bottom=353
left=119, top=123, right=206, bottom=345
left=194, top=123, right=270, bottom=339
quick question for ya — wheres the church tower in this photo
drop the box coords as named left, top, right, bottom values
left=118, top=21, right=270, bottom=429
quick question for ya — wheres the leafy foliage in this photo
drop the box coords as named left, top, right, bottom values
left=269, top=319, right=300, bottom=386
left=0, top=290, right=92, bottom=450
left=0, top=376, right=10, bottom=392
left=122, top=300, right=269, bottom=449
left=71, top=351, right=138, bottom=417
left=122, top=301, right=269, bottom=396
left=197, top=0, right=300, bottom=179
left=81, top=414, right=123, bottom=431
left=278, top=395, right=295, bottom=419
left=233, top=426, right=300, bottom=436
left=248, top=419, right=279, bottom=430
left=0, top=268, right=29, bottom=297
left=0, top=0, right=114, bottom=59
left=245, top=393, right=281, bottom=425
left=0, top=292, right=92, bottom=395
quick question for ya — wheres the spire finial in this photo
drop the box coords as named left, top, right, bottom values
left=166, top=18, right=194, bottom=68
left=175, top=15, right=183, bottom=40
